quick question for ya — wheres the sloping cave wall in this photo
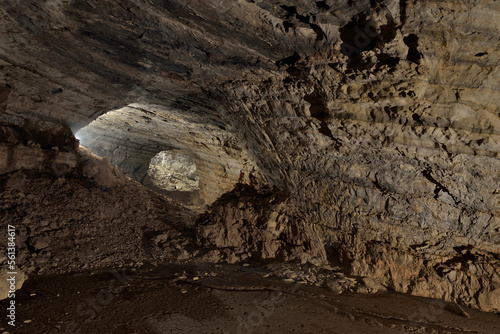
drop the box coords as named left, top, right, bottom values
left=0, top=0, right=499, bottom=311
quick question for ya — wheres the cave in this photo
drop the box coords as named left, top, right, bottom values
left=0, top=0, right=499, bottom=333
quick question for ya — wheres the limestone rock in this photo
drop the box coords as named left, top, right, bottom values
left=0, top=267, right=27, bottom=300
left=361, top=277, right=388, bottom=293
left=196, top=184, right=327, bottom=266
left=327, top=280, right=342, bottom=294
left=0, top=0, right=498, bottom=313
left=147, top=150, right=199, bottom=192
left=30, top=236, right=50, bottom=250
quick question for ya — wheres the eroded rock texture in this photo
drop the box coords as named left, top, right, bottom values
left=0, top=0, right=499, bottom=311
left=196, top=184, right=327, bottom=265
left=75, top=104, right=252, bottom=206
left=147, top=150, right=199, bottom=191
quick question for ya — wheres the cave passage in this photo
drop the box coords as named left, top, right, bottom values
left=1, top=1, right=499, bottom=331
left=143, top=149, right=203, bottom=204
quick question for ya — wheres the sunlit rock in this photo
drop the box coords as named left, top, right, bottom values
left=147, top=150, right=200, bottom=192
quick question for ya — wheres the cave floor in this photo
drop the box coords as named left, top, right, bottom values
left=1, top=263, right=499, bottom=334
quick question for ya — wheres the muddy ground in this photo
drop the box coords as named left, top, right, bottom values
left=1, top=263, right=499, bottom=334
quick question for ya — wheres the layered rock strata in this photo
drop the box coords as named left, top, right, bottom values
left=0, top=0, right=498, bottom=311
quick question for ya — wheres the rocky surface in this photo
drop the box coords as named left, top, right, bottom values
left=146, top=150, right=200, bottom=192
left=0, top=144, right=200, bottom=276
left=0, top=0, right=499, bottom=312
left=3, top=263, right=500, bottom=334
left=75, top=104, right=255, bottom=207
left=196, top=184, right=326, bottom=265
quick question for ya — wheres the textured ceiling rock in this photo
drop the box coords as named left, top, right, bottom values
left=0, top=0, right=499, bottom=311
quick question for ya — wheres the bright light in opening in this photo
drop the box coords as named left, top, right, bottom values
left=147, top=150, right=200, bottom=192
left=74, top=131, right=83, bottom=143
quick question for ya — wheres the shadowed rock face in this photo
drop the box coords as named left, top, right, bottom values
left=0, top=0, right=499, bottom=311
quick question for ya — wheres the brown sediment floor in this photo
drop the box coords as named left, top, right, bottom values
left=1, top=263, right=499, bottom=334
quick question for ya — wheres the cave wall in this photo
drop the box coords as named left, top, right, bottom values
left=216, top=0, right=500, bottom=311
left=0, top=0, right=499, bottom=311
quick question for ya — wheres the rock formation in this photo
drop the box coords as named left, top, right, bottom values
left=0, top=0, right=499, bottom=312
left=196, top=184, right=327, bottom=265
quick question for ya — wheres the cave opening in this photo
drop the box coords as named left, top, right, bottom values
left=73, top=106, right=207, bottom=206
left=73, top=103, right=247, bottom=208
left=143, top=150, right=202, bottom=204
